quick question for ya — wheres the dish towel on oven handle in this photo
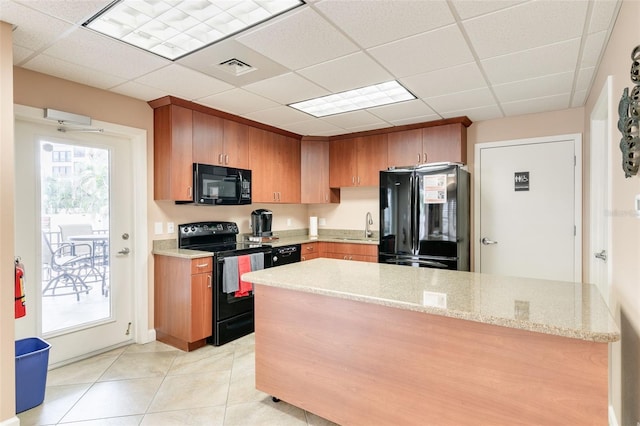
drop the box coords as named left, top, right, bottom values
left=236, top=252, right=265, bottom=297
left=222, top=256, right=239, bottom=293
left=236, top=255, right=252, bottom=297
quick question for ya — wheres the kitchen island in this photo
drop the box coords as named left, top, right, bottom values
left=243, top=258, right=619, bottom=426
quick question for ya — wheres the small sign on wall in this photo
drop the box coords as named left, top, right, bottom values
left=514, top=171, right=530, bottom=191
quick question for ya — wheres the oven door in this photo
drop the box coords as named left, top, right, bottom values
left=193, top=163, right=251, bottom=205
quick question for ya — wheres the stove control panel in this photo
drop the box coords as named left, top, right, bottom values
left=179, top=222, right=239, bottom=237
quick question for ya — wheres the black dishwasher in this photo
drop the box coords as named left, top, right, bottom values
left=271, top=244, right=301, bottom=266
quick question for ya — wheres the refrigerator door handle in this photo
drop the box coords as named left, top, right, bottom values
left=410, top=173, right=418, bottom=255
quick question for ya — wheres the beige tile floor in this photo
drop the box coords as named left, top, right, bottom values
left=17, top=334, right=338, bottom=426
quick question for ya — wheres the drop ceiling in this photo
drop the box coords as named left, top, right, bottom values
left=1, top=0, right=622, bottom=136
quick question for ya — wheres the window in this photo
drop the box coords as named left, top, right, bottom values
left=52, top=151, right=71, bottom=162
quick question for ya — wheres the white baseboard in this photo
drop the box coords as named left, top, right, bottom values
left=143, top=328, right=156, bottom=344
left=0, top=416, right=20, bottom=426
left=609, top=405, right=619, bottom=426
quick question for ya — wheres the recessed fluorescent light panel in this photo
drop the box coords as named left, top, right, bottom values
left=83, top=0, right=305, bottom=60
left=289, top=81, right=417, bottom=117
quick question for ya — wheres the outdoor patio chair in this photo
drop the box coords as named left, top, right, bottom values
left=42, top=233, right=105, bottom=301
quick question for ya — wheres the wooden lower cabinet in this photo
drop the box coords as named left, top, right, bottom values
left=320, top=242, right=377, bottom=262
left=301, top=242, right=320, bottom=261
left=154, top=255, right=213, bottom=351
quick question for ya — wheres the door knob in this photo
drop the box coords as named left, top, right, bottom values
left=117, top=247, right=130, bottom=255
left=481, top=237, right=498, bottom=245
left=594, top=250, right=607, bottom=261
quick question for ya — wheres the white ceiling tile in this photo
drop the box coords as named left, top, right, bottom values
left=297, top=52, right=393, bottom=93
left=387, top=114, right=444, bottom=127
left=502, top=93, right=570, bottom=116
left=14, top=0, right=110, bottom=24
left=315, top=0, right=453, bottom=48
left=425, top=87, right=496, bottom=114
left=134, top=64, right=233, bottom=100
left=243, top=106, right=314, bottom=126
left=450, top=0, right=527, bottom=20
left=572, top=90, right=588, bottom=107
left=581, top=31, right=607, bottom=68
left=242, top=73, right=328, bottom=104
left=441, top=104, right=503, bottom=122
left=13, top=45, right=34, bottom=63
left=1, top=1, right=73, bottom=51
left=281, top=119, right=345, bottom=137
left=43, top=27, right=170, bottom=80
left=493, top=71, right=574, bottom=103
left=368, top=99, right=438, bottom=123
left=368, top=24, right=473, bottom=77
left=321, top=110, right=387, bottom=130
left=109, top=81, right=169, bottom=102
left=588, top=0, right=621, bottom=34
left=237, top=7, right=359, bottom=70
left=462, top=1, right=587, bottom=59
left=576, top=67, right=596, bottom=92
left=343, top=122, right=393, bottom=133
left=401, top=62, right=487, bottom=98
left=197, top=89, right=280, bottom=116
left=483, top=39, right=581, bottom=85
left=23, top=54, right=126, bottom=89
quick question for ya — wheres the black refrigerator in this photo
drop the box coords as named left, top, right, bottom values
left=379, top=163, right=470, bottom=270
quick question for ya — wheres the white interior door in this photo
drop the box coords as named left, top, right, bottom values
left=475, top=135, right=582, bottom=282
left=589, top=77, right=612, bottom=305
left=14, top=116, right=135, bottom=366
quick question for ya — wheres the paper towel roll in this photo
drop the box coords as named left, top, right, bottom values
left=309, top=216, right=318, bottom=239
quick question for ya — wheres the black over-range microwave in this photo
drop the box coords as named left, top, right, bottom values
left=183, top=163, right=251, bottom=205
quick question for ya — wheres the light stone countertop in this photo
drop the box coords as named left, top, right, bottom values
left=243, top=258, right=620, bottom=343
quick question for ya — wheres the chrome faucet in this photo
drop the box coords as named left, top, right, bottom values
left=365, top=212, right=373, bottom=238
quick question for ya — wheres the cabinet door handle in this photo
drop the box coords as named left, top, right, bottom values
left=207, top=274, right=212, bottom=288
left=225, top=154, right=229, bottom=165
left=218, top=153, right=223, bottom=164
left=423, top=153, right=427, bottom=163
left=188, top=186, right=192, bottom=198
left=357, top=176, right=361, bottom=185
left=352, top=176, right=355, bottom=184
left=301, top=256, right=306, bottom=261
left=417, top=153, right=421, bottom=162
left=195, top=262, right=209, bottom=268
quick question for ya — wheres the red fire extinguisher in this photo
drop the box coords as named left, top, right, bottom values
left=15, top=258, right=26, bottom=318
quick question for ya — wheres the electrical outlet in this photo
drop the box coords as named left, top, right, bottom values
left=286, top=218, right=292, bottom=226
left=319, top=217, right=326, bottom=226
left=167, top=222, right=175, bottom=234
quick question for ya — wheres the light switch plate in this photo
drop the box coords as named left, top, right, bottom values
left=154, top=222, right=163, bottom=235
left=167, top=222, right=175, bottom=233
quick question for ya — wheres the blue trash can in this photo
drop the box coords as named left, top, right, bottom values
left=15, top=337, right=51, bottom=413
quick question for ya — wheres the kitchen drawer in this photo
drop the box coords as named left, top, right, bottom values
left=191, top=257, right=213, bottom=274
left=321, top=242, right=377, bottom=257
left=301, top=242, right=319, bottom=261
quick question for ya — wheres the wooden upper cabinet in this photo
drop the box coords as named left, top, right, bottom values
left=192, top=111, right=223, bottom=166
left=329, top=135, right=387, bottom=187
left=249, top=127, right=301, bottom=203
left=329, top=138, right=357, bottom=188
left=387, top=123, right=467, bottom=167
left=422, top=123, right=466, bottom=164
left=387, top=128, right=423, bottom=167
left=356, top=134, right=388, bottom=186
left=192, top=112, right=249, bottom=169
left=222, top=119, right=249, bottom=169
left=301, top=138, right=339, bottom=204
left=153, top=104, right=193, bottom=201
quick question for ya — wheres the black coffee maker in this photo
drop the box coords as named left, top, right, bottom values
left=251, top=209, right=272, bottom=237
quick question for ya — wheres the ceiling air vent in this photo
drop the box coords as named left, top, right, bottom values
left=218, top=58, right=256, bottom=77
